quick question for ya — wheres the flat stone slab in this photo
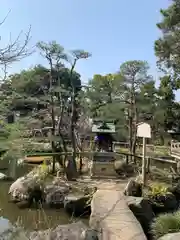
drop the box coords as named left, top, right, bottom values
left=90, top=187, right=147, bottom=240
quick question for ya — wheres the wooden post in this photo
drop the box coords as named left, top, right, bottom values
left=142, top=137, right=146, bottom=186
left=146, top=157, right=150, bottom=173
left=137, top=122, right=151, bottom=185
left=126, top=155, right=129, bottom=164
left=9, top=158, right=17, bottom=180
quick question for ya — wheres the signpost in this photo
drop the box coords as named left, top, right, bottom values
left=137, top=122, right=151, bottom=186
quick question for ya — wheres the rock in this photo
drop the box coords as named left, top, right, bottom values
left=64, top=194, right=91, bottom=217
left=0, top=172, right=12, bottom=181
left=168, top=183, right=180, bottom=201
left=8, top=177, right=29, bottom=202
left=52, top=177, right=70, bottom=188
left=124, top=179, right=142, bottom=197
left=17, top=158, right=24, bottom=165
left=9, top=176, right=44, bottom=207
left=83, top=186, right=97, bottom=196
left=80, top=229, right=99, bottom=240
left=16, top=200, right=30, bottom=209
left=45, top=184, right=69, bottom=207
left=29, top=221, right=87, bottom=240
left=28, top=185, right=44, bottom=207
left=126, top=196, right=155, bottom=239
left=9, top=173, right=70, bottom=208
left=158, top=232, right=180, bottom=240
left=150, top=193, right=178, bottom=214
left=115, top=160, right=135, bottom=176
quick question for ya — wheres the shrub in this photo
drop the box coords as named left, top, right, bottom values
left=148, top=183, right=171, bottom=198
left=114, top=160, right=135, bottom=175
left=151, top=211, right=180, bottom=239
left=148, top=167, right=172, bottom=183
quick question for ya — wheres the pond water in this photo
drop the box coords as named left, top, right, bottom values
left=0, top=164, right=88, bottom=237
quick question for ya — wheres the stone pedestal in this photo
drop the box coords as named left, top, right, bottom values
left=90, top=152, right=118, bottom=178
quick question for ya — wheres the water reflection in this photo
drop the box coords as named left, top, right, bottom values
left=0, top=217, right=11, bottom=234
left=0, top=164, right=84, bottom=234
left=0, top=181, right=74, bottom=232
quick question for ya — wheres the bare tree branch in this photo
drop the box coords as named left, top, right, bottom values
left=1, top=62, right=7, bottom=81
left=0, top=12, right=34, bottom=81
left=0, top=25, right=34, bottom=65
left=0, top=10, right=11, bottom=26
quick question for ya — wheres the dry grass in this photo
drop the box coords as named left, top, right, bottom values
left=117, top=146, right=170, bottom=157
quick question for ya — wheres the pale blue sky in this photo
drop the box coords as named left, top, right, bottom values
left=0, top=0, right=169, bottom=85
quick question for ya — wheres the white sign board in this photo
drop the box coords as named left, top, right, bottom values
left=137, top=122, right=151, bottom=138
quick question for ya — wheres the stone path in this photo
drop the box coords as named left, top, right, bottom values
left=76, top=176, right=147, bottom=240
left=90, top=188, right=147, bottom=240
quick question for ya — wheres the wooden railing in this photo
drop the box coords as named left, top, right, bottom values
left=171, top=141, right=180, bottom=156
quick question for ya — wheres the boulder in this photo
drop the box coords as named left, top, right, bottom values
left=9, top=173, right=70, bottom=208
left=150, top=193, right=178, bottom=215
left=0, top=172, right=12, bottom=181
left=29, top=221, right=87, bottom=240
left=126, top=196, right=155, bottom=239
left=8, top=177, right=30, bottom=202
left=158, top=232, right=180, bottom=240
left=168, top=183, right=180, bottom=201
left=8, top=176, right=44, bottom=207
left=115, top=160, right=135, bottom=176
left=83, top=186, right=97, bottom=196
left=64, top=194, right=91, bottom=217
left=16, top=200, right=31, bottom=209
left=80, top=229, right=99, bottom=240
left=45, top=184, right=69, bottom=208
left=124, top=179, right=142, bottom=197
left=52, top=177, right=70, bottom=188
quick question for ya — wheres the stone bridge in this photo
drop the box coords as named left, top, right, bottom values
left=89, top=183, right=147, bottom=240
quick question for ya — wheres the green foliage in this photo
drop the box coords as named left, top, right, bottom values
left=120, top=60, right=152, bottom=86
left=155, top=1, right=180, bottom=84
left=148, top=183, right=171, bottom=198
left=0, top=21, right=179, bottom=152
left=151, top=211, right=180, bottom=239
left=148, top=167, right=172, bottom=183
left=154, top=1, right=180, bottom=139
left=0, top=122, right=26, bottom=163
left=2, top=64, right=81, bottom=113
left=31, top=164, right=49, bottom=181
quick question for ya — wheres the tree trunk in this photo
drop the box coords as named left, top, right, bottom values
left=132, top=98, right=138, bottom=163
left=49, top=65, right=56, bottom=174
left=51, top=99, right=56, bottom=173
left=129, top=92, right=133, bottom=162
left=57, top=105, right=68, bottom=167
left=129, top=115, right=133, bottom=161
left=75, top=130, right=84, bottom=174
left=69, top=60, right=78, bottom=179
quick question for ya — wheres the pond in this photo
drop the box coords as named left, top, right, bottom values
left=0, top=164, right=88, bottom=237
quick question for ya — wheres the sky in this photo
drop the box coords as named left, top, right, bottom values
left=0, top=0, right=170, bottom=86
